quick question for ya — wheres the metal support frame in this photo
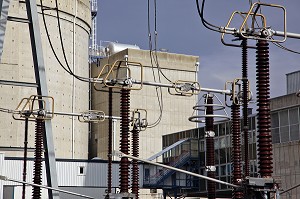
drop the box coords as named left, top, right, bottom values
left=0, top=0, right=10, bottom=60
left=25, top=0, right=59, bottom=198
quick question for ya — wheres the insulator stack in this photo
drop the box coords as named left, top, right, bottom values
left=256, top=40, right=273, bottom=177
left=242, top=39, right=250, bottom=177
left=231, top=104, right=243, bottom=199
left=119, top=88, right=130, bottom=193
left=107, top=88, right=113, bottom=194
left=131, top=126, right=140, bottom=198
left=205, top=94, right=216, bottom=199
left=32, top=118, right=44, bottom=199
left=22, top=117, right=29, bottom=199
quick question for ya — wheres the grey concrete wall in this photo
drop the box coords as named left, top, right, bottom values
left=0, top=0, right=91, bottom=158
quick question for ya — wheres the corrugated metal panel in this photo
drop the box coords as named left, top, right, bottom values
left=0, top=153, right=4, bottom=199
left=1, top=158, right=144, bottom=188
left=2, top=159, right=47, bottom=186
left=287, top=71, right=300, bottom=94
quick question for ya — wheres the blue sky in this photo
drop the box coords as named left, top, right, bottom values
left=97, top=1, right=300, bottom=98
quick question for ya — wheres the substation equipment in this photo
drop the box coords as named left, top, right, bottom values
left=196, top=1, right=300, bottom=199
left=1, top=1, right=300, bottom=199
left=115, top=2, right=300, bottom=199
left=93, top=54, right=237, bottom=199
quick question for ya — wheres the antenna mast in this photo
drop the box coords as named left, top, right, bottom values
left=90, top=0, right=98, bottom=55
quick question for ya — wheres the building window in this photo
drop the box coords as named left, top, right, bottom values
left=272, top=128, right=280, bottom=143
left=78, top=166, right=85, bottom=175
left=271, top=112, right=279, bottom=128
left=290, top=124, right=300, bottom=140
left=279, top=110, right=289, bottom=126
left=280, top=126, right=289, bottom=143
left=289, top=108, right=299, bottom=125
left=145, top=168, right=150, bottom=182
left=199, top=140, right=205, bottom=152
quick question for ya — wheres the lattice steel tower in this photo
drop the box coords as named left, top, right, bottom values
left=90, top=0, right=98, bottom=54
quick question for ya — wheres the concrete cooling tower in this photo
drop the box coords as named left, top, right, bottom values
left=0, top=0, right=91, bottom=158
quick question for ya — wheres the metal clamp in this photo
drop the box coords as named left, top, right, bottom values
left=205, top=166, right=216, bottom=172
left=93, top=64, right=112, bottom=91
left=78, top=110, right=105, bottom=123
left=12, top=95, right=54, bottom=121
left=205, top=131, right=215, bottom=138
left=225, top=78, right=251, bottom=106
left=131, top=109, right=148, bottom=131
left=108, top=193, right=136, bottom=199
left=103, top=60, right=143, bottom=90
left=221, top=11, right=266, bottom=48
left=239, top=2, right=286, bottom=42
left=168, top=80, right=200, bottom=97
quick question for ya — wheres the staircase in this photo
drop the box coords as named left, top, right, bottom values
left=144, top=151, right=191, bottom=187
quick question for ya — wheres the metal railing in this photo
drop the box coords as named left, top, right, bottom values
left=144, top=151, right=191, bottom=186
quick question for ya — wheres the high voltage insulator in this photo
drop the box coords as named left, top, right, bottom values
left=107, top=88, right=113, bottom=195
left=242, top=38, right=250, bottom=178
left=205, top=94, right=216, bottom=199
left=231, top=103, right=243, bottom=199
left=32, top=117, right=45, bottom=199
left=22, top=113, right=30, bottom=199
left=256, top=40, right=273, bottom=177
left=119, top=88, right=130, bottom=193
left=131, top=126, right=140, bottom=198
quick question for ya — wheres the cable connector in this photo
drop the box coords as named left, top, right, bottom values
left=0, top=175, right=7, bottom=181
left=205, top=166, right=216, bottom=172
left=113, top=151, right=123, bottom=158
left=205, top=131, right=215, bottom=138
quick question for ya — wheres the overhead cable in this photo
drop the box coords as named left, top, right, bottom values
left=40, top=0, right=91, bottom=82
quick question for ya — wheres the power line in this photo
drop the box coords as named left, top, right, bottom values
left=272, top=42, right=300, bottom=54
left=40, top=0, right=91, bottom=83
left=196, top=0, right=222, bottom=33
left=147, top=0, right=163, bottom=128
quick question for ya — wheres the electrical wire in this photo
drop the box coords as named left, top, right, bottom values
left=0, top=107, right=14, bottom=114
left=54, top=0, right=79, bottom=79
left=147, top=0, right=163, bottom=128
left=152, top=0, right=172, bottom=83
left=40, top=0, right=91, bottom=83
left=196, top=0, right=222, bottom=33
left=272, top=42, right=300, bottom=55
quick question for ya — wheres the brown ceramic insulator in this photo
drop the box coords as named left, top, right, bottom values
left=22, top=117, right=29, bottom=199
left=242, top=39, right=250, bottom=177
left=131, top=126, right=140, bottom=198
left=32, top=118, right=44, bottom=199
left=205, top=95, right=216, bottom=199
left=107, top=88, right=113, bottom=194
left=231, top=104, right=243, bottom=199
left=119, top=88, right=130, bottom=193
left=256, top=40, right=273, bottom=177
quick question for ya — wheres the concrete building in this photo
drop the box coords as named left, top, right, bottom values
left=90, top=48, right=199, bottom=160
left=0, top=1, right=91, bottom=159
